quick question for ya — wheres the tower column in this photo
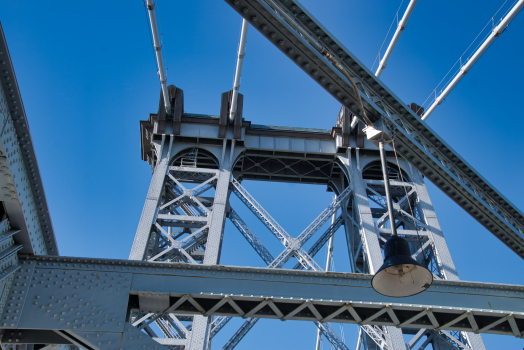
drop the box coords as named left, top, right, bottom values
left=340, top=149, right=408, bottom=350
left=409, top=166, right=486, bottom=350
left=130, top=140, right=172, bottom=261
left=188, top=156, right=233, bottom=350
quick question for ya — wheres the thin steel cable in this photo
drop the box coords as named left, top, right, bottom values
left=390, top=138, right=426, bottom=263
left=371, top=0, right=404, bottom=72
left=323, top=53, right=373, bottom=126
left=420, top=0, right=511, bottom=110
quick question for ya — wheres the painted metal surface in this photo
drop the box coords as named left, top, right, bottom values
left=0, top=256, right=521, bottom=340
left=224, top=0, right=524, bottom=260
left=1, top=1, right=523, bottom=349
left=0, top=24, right=58, bottom=257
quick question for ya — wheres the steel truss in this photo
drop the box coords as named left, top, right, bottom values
left=0, top=255, right=522, bottom=349
left=341, top=151, right=484, bottom=349
left=120, top=131, right=491, bottom=350
left=224, top=179, right=351, bottom=349
left=1, top=1, right=524, bottom=349
left=128, top=138, right=235, bottom=350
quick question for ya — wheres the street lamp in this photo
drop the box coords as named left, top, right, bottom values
left=366, top=126, right=433, bottom=297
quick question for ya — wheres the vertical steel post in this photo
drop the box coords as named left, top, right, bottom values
left=355, top=328, right=363, bottom=350
left=187, top=150, right=234, bottom=350
left=340, top=151, right=407, bottom=350
left=130, top=138, right=172, bottom=260
left=379, top=142, right=397, bottom=236
left=408, top=166, right=486, bottom=349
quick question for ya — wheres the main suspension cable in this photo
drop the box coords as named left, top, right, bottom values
left=420, top=0, right=516, bottom=115
left=371, top=0, right=405, bottom=72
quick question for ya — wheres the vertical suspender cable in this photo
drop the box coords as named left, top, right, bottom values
left=375, top=0, right=418, bottom=78
left=229, top=19, right=249, bottom=123
left=423, top=0, right=524, bottom=120
left=146, top=0, right=171, bottom=115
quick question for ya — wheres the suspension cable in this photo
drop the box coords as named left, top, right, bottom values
left=371, top=1, right=404, bottom=72
left=421, top=0, right=521, bottom=119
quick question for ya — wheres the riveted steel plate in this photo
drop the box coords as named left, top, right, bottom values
left=69, top=330, right=123, bottom=350
left=120, top=323, right=169, bottom=350
left=1, top=329, right=72, bottom=345
left=0, top=260, right=35, bottom=328
left=138, top=293, right=169, bottom=313
left=16, top=267, right=131, bottom=332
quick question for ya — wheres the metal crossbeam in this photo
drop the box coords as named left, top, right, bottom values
left=211, top=316, right=232, bottom=339
left=3, top=256, right=523, bottom=343
left=231, top=178, right=322, bottom=270
left=224, top=0, right=524, bottom=259
left=228, top=207, right=274, bottom=265
left=222, top=318, right=258, bottom=350
left=230, top=184, right=381, bottom=348
left=231, top=178, right=292, bottom=244
left=296, top=185, right=352, bottom=244
left=293, top=215, right=344, bottom=269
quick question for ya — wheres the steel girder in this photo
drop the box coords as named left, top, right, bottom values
left=0, top=25, right=58, bottom=257
left=223, top=0, right=524, bottom=259
left=0, top=256, right=523, bottom=345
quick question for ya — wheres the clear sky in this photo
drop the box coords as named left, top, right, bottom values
left=1, top=0, right=524, bottom=349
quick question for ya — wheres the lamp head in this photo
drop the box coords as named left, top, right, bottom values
left=372, top=236, right=433, bottom=297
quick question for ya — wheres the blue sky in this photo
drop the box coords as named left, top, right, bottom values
left=1, top=0, right=524, bottom=348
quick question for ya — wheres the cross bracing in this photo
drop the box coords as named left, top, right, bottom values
left=123, top=122, right=487, bottom=349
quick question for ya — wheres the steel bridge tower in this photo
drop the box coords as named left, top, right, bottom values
left=2, top=0, right=524, bottom=349
left=127, top=88, right=486, bottom=349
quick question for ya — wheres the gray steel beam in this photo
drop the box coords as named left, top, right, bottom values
left=129, top=138, right=172, bottom=261
left=228, top=207, right=275, bottom=265
left=189, top=161, right=233, bottom=350
left=223, top=0, right=524, bottom=259
left=0, top=25, right=58, bottom=257
left=2, top=256, right=523, bottom=340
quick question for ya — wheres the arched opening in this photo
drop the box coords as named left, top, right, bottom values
left=171, top=147, right=220, bottom=170
left=362, top=160, right=410, bottom=182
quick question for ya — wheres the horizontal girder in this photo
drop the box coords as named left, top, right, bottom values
left=3, top=255, right=523, bottom=343
left=224, top=0, right=524, bottom=259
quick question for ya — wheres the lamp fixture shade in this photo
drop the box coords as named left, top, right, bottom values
left=372, top=236, right=433, bottom=297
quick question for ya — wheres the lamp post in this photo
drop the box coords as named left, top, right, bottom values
left=365, top=126, right=433, bottom=297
